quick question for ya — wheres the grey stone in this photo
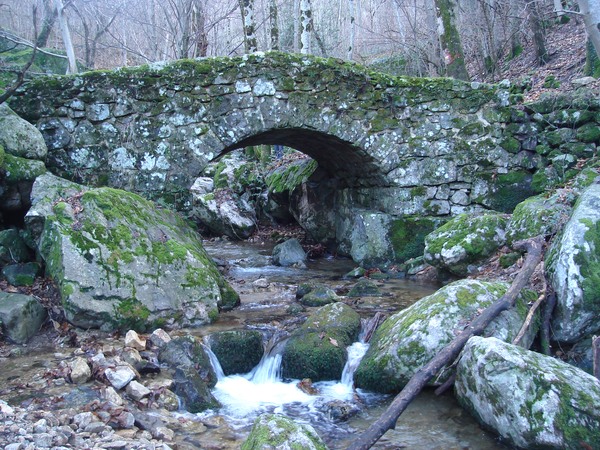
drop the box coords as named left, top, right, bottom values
left=354, top=279, right=538, bottom=393
left=2, top=262, right=40, bottom=286
left=105, top=365, right=137, bottom=390
left=125, top=380, right=151, bottom=401
left=148, top=328, right=171, bottom=349
left=455, top=336, right=600, bottom=449
left=0, top=103, right=47, bottom=159
left=424, top=212, right=508, bottom=276
left=242, top=413, right=328, bottom=450
left=0, top=229, right=31, bottom=265
left=272, top=238, right=306, bottom=267
left=547, top=183, right=600, bottom=343
left=0, top=293, right=47, bottom=344
left=25, top=173, right=235, bottom=331
left=69, top=357, right=91, bottom=384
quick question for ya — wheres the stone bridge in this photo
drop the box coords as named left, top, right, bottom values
left=13, top=51, right=594, bottom=265
left=11, top=52, right=538, bottom=214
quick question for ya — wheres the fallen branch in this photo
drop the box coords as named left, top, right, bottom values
left=513, top=263, right=546, bottom=346
left=593, top=336, right=600, bottom=381
left=347, top=236, right=545, bottom=450
left=540, top=291, right=557, bottom=355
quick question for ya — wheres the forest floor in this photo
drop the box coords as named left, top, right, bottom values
left=473, top=14, right=600, bottom=101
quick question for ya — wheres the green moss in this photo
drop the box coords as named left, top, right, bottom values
left=265, top=159, right=317, bottom=194
left=574, top=219, right=600, bottom=309
left=3, top=154, right=46, bottom=183
left=114, top=298, right=151, bottom=332
left=390, top=216, right=441, bottom=262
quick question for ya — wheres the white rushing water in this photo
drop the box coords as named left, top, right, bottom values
left=208, top=338, right=369, bottom=418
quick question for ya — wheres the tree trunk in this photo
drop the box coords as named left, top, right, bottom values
left=348, top=0, right=356, bottom=60
left=52, top=0, right=78, bottom=74
left=578, top=0, right=600, bottom=69
left=509, top=0, right=524, bottom=59
left=554, top=0, right=565, bottom=16
left=269, top=0, right=280, bottom=50
left=300, top=0, right=313, bottom=54
left=238, top=0, right=258, bottom=53
left=433, top=0, right=469, bottom=80
left=347, top=236, right=545, bottom=450
left=36, top=0, right=57, bottom=48
left=526, top=0, right=549, bottom=65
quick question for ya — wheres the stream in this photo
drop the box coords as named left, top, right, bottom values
left=0, top=239, right=511, bottom=449
left=187, top=239, right=510, bottom=449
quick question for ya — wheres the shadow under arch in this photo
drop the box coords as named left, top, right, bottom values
left=219, top=128, right=389, bottom=188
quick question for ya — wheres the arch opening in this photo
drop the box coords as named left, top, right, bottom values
left=221, top=128, right=389, bottom=189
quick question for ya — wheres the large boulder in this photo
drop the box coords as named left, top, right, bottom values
left=191, top=188, right=257, bottom=239
left=25, top=173, right=238, bottom=331
left=158, top=336, right=220, bottom=413
left=272, top=238, right=307, bottom=267
left=241, top=413, right=328, bottom=450
left=455, top=336, right=600, bottom=449
left=506, top=190, right=572, bottom=244
left=546, top=183, right=600, bottom=343
left=424, top=212, right=509, bottom=276
left=0, top=103, right=47, bottom=160
left=282, top=302, right=361, bottom=381
left=208, top=330, right=264, bottom=375
left=354, top=279, right=537, bottom=393
left=0, top=292, right=47, bottom=344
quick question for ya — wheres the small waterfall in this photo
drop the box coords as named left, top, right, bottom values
left=245, top=331, right=288, bottom=383
left=202, top=342, right=225, bottom=381
left=340, top=342, right=369, bottom=387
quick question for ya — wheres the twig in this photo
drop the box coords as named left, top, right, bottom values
left=346, top=236, right=545, bottom=450
left=513, top=262, right=546, bottom=346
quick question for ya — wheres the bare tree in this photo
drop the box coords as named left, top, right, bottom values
left=300, top=0, right=313, bottom=54
left=269, top=0, right=280, bottom=50
left=348, top=0, right=357, bottom=60
left=525, top=0, right=549, bottom=65
left=434, top=0, right=469, bottom=80
left=52, top=0, right=77, bottom=73
left=238, top=0, right=258, bottom=53
left=578, top=0, right=600, bottom=62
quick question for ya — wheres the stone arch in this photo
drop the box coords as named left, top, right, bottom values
left=220, top=128, right=388, bottom=187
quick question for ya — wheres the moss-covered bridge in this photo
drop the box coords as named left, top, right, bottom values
left=10, top=52, right=598, bottom=232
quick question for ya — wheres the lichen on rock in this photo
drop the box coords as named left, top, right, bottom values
left=354, top=279, right=537, bottom=393
left=25, top=172, right=238, bottom=331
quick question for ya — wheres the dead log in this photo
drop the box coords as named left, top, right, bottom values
left=540, top=291, right=557, bottom=355
left=593, top=336, right=600, bottom=381
left=347, top=236, right=545, bottom=450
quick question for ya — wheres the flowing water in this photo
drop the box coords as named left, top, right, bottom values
left=189, top=239, right=510, bottom=449
left=0, top=239, right=510, bottom=449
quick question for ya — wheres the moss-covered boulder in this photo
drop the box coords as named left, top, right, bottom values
left=424, top=212, right=509, bottom=276
left=25, top=172, right=238, bottom=331
left=191, top=188, right=256, bottom=240
left=299, top=285, right=339, bottom=307
left=354, top=279, right=537, bottom=394
left=455, top=336, right=600, bottom=449
left=0, top=103, right=47, bottom=160
left=241, top=413, right=328, bottom=450
left=546, top=183, right=600, bottom=343
left=506, top=190, right=573, bottom=244
left=347, top=279, right=382, bottom=297
left=158, top=335, right=220, bottom=412
left=0, top=229, right=32, bottom=265
left=282, top=302, right=361, bottom=381
left=0, top=292, right=47, bottom=344
left=208, top=330, right=264, bottom=375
